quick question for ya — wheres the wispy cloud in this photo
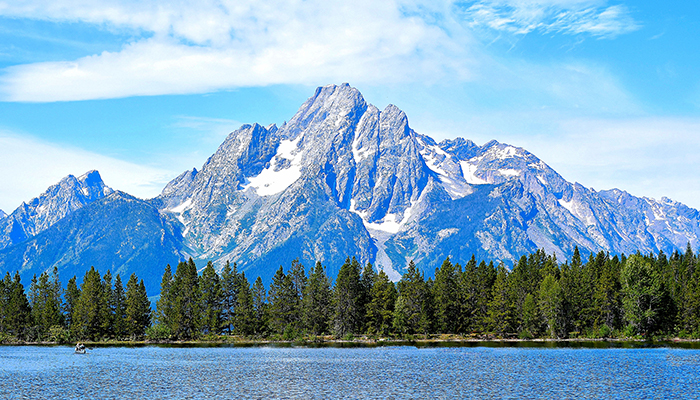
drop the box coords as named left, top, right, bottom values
left=0, top=0, right=639, bottom=102
left=509, top=117, right=700, bottom=209
left=171, top=115, right=244, bottom=144
left=0, top=130, right=175, bottom=212
left=456, top=0, right=639, bottom=38
left=0, top=0, right=474, bottom=101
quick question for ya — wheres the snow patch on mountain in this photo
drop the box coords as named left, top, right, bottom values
left=350, top=199, right=416, bottom=234
left=498, top=169, right=521, bottom=177
left=243, top=135, right=303, bottom=196
left=460, top=161, right=488, bottom=185
left=418, top=139, right=472, bottom=199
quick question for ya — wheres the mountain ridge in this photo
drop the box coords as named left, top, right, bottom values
left=0, top=83, right=698, bottom=293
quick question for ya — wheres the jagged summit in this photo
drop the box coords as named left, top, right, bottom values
left=152, top=83, right=700, bottom=278
left=0, top=170, right=113, bottom=250
left=1, top=84, right=699, bottom=288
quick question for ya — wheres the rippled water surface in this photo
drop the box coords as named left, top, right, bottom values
left=1, top=344, right=699, bottom=399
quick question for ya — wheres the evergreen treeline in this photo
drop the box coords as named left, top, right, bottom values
left=0, top=266, right=150, bottom=342
left=151, top=246, right=700, bottom=340
left=2, top=245, right=700, bottom=342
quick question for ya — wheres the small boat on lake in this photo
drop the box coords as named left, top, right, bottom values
left=75, top=342, right=86, bottom=354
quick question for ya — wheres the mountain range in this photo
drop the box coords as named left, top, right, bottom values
left=1, top=83, right=698, bottom=295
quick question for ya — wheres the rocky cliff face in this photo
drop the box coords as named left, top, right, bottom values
left=0, top=170, right=113, bottom=250
left=0, top=191, right=185, bottom=295
left=1, top=84, right=699, bottom=291
left=155, top=83, right=700, bottom=278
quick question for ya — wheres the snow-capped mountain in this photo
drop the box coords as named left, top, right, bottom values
left=0, top=170, right=113, bottom=250
left=1, top=84, right=699, bottom=292
left=0, top=209, right=6, bottom=221
left=155, top=83, right=699, bottom=279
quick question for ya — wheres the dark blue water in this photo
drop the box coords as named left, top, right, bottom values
left=1, top=345, right=698, bottom=399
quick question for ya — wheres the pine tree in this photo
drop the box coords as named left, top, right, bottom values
left=393, top=260, right=431, bottom=334
left=521, top=293, right=539, bottom=337
left=125, top=274, right=151, bottom=338
left=156, top=264, right=174, bottom=331
left=358, top=262, right=375, bottom=332
left=200, top=261, right=223, bottom=335
left=591, top=256, right=622, bottom=334
left=28, top=267, right=63, bottom=339
left=252, top=276, right=268, bottom=335
left=486, top=264, right=514, bottom=336
left=0, top=274, right=6, bottom=334
left=112, top=274, right=127, bottom=339
left=302, top=261, right=333, bottom=335
left=5, top=272, right=32, bottom=339
left=72, top=267, right=107, bottom=340
left=101, top=270, right=114, bottom=337
left=621, top=254, right=666, bottom=336
left=333, top=257, right=362, bottom=336
left=433, top=257, right=460, bottom=333
left=268, top=265, right=301, bottom=335
left=220, top=261, right=240, bottom=334
left=538, top=274, right=564, bottom=338
left=64, top=276, right=80, bottom=329
left=366, top=270, right=396, bottom=335
left=170, top=259, right=202, bottom=339
left=233, top=273, right=255, bottom=336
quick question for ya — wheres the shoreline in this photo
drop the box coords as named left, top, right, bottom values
left=6, top=335, right=700, bottom=348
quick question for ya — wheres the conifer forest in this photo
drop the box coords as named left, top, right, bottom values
left=1, top=246, right=700, bottom=342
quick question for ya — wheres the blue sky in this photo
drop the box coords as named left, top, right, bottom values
left=0, top=0, right=699, bottom=212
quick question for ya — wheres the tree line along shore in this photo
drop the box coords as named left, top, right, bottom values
left=1, top=245, right=699, bottom=344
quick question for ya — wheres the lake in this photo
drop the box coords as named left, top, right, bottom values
left=1, top=343, right=698, bottom=399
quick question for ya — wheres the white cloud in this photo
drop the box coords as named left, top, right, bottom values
left=0, top=0, right=638, bottom=102
left=457, top=0, right=639, bottom=38
left=506, top=117, right=700, bottom=210
left=0, top=130, right=175, bottom=212
left=0, top=0, right=474, bottom=101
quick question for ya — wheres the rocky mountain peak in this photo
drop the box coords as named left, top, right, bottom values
left=4, top=84, right=699, bottom=287
left=0, top=170, right=113, bottom=250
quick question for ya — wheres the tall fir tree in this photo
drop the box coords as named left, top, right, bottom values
left=302, top=261, right=333, bottom=335
left=156, top=264, right=173, bottom=332
left=112, top=274, right=127, bottom=339
left=252, top=276, right=268, bottom=335
left=233, top=273, right=256, bottom=336
left=366, top=270, right=396, bottom=335
left=220, top=261, right=240, bottom=334
left=170, top=259, right=202, bottom=339
left=334, top=257, right=363, bottom=336
left=125, top=274, right=151, bottom=338
left=64, top=276, right=80, bottom=330
left=433, top=258, right=460, bottom=333
left=72, top=267, right=107, bottom=340
left=620, top=254, right=666, bottom=336
left=486, top=264, right=514, bottom=335
left=4, top=272, right=32, bottom=339
left=538, top=274, right=564, bottom=338
left=200, top=261, right=223, bottom=335
left=28, top=267, right=63, bottom=339
left=101, top=270, right=114, bottom=337
left=393, top=260, right=432, bottom=334
left=268, top=265, right=301, bottom=335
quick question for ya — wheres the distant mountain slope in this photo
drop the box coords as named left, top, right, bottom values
left=0, top=191, right=185, bottom=295
left=0, top=84, right=698, bottom=288
left=0, top=170, right=112, bottom=250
